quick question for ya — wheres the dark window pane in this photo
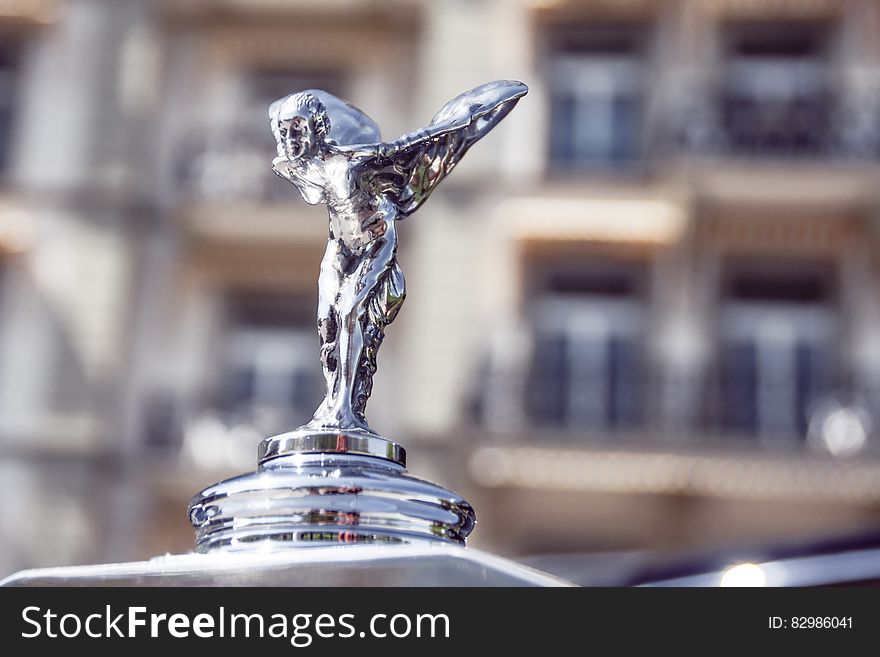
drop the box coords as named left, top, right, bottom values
left=290, top=369, right=323, bottom=412
left=796, top=341, right=832, bottom=437
left=228, top=366, right=256, bottom=407
left=729, top=272, right=828, bottom=303
left=549, top=93, right=577, bottom=165
left=611, top=96, right=641, bottom=162
left=545, top=269, right=635, bottom=297
left=722, top=24, right=830, bottom=156
left=720, top=342, right=758, bottom=435
left=608, top=335, right=643, bottom=429
left=546, top=27, right=644, bottom=169
left=526, top=332, right=568, bottom=427
left=0, top=41, right=21, bottom=172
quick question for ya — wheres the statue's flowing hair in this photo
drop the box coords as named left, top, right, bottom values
left=287, top=91, right=331, bottom=141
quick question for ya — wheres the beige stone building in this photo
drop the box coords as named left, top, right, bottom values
left=2, top=0, right=880, bottom=576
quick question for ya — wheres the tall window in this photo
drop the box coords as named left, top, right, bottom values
left=220, top=293, right=323, bottom=436
left=526, top=262, right=647, bottom=433
left=721, top=23, right=830, bottom=156
left=546, top=27, right=645, bottom=170
left=0, top=40, right=21, bottom=174
left=715, top=263, right=837, bottom=442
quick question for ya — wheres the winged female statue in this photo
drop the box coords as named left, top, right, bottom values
left=270, top=80, right=527, bottom=437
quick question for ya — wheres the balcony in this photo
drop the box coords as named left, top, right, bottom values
left=665, top=76, right=880, bottom=162
left=471, top=318, right=877, bottom=458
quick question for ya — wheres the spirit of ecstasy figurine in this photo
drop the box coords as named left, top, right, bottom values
left=270, top=80, right=528, bottom=437
left=185, top=81, right=528, bottom=552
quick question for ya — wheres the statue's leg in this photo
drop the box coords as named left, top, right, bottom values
left=353, top=262, right=406, bottom=419
left=329, top=223, right=398, bottom=431
left=332, top=295, right=369, bottom=430
left=309, top=239, right=342, bottom=427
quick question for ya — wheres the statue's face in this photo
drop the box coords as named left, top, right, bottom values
left=275, top=114, right=316, bottom=161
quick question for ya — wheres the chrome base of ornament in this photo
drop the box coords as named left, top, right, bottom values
left=257, top=428, right=406, bottom=467
left=188, top=433, right=474, bottom=553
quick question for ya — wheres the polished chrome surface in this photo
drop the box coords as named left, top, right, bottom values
left=189, top=454, right=473, bottom=552
left=269, top=80, right=527, bottom=438
left=258, top=428, right=406, bottom=466
left=188, top=81, right=526, bottom=551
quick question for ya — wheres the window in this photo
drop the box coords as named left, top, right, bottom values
left=721, top=23, right=831, bottom=156
left=219, top=293, right=323, bottom=436
left=526, top=262, right=647, bottom=433
left=546, top=27, right=645, bottom=170
left=0, top=40, right=21, bottom=174
left=715, top=263, right=837, bottom=442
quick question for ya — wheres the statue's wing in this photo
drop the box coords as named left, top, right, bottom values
left=346, top=80, right=527, bottom=217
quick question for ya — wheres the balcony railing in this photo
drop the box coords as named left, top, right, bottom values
left=171, top=124, right=291, bottom=205
left=662, top=75, right=880, bottom=161
left=471, top=325, right=879, bottom=457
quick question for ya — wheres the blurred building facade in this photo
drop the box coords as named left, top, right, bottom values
left=3, top=0, right=880, bottom=574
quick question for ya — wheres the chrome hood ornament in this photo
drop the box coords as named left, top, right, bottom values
left=189, top=81, right=527, bottom=551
